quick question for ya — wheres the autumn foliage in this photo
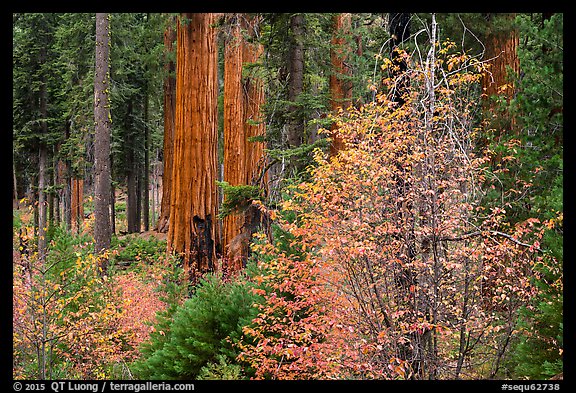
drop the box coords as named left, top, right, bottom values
left=235, top=41, right=557, bottom=379
left=13, top=225, right=170, bottom=379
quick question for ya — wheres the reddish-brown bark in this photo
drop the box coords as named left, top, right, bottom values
left=222, top=14, right=267, bottom=273
left=168, top=13, right=219, bottom=279
left=222, top=16, right=245, bottom=261
left=70, top=178, right=84, bottom=234
left=156, top=15, right=176, bottom=234
left=329, top=13, right=353, bottom=156
left=481, top=14, right=520, bottom=133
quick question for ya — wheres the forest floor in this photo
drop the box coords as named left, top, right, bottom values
left=118, top=229, right=167, bottom=242
left=12, top=188, right=168, bottom=270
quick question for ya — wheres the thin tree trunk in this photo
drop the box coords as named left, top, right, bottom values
left=286, top=13, right=305, bottom=155
left=126, top=101, right=139, bottom=234
left=62, top=121, right=72, bottom=230
left=157, top=15, right=177, bottom=234
left=110, top=154, right=116, bottom=235
left=47, top=158, right=54, bottom=229
left=455, top=257, right=472, bottom=379
left=38, top=145, right=47, bottom=261
left=37, top=45, right=48, bottom=263
left=14, top=160, right=20, bottom=209
left=63, top=168, right=71, bottom=231
left=71, top=178, right=78, bottom=233
left=142, top=13, right=150, bottom=232
left=53, top=155, right=61, bottom=226
left=168, top=13, right=219, bottom=279
left=136, top=160, right=142, bottom=232
left=94, top=12, right=112, bottom=270
left=143, top=84, right=150, bottom=232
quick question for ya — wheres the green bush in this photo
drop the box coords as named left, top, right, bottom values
left=110, top=235, right=167, bottom=267
left=131, top=271, right=262, bottom=380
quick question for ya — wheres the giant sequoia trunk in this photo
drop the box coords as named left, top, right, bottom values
left=93, top=12, right=112, bottom=268
left=481, top=13, right=519, bottom=134
left=157, top=15, right=176, bottom=234
left=329, top=13, right=353, bottom=155
left=222, top=14, right=267, bottom=273
left=222, top=16, right=246, bottom=262
left=168, top=13, right=219, bottom=279
left=242, top=21, right=267, bottom=193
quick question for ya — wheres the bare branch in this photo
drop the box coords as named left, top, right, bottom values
left=438, top=230, right=543, bottom=252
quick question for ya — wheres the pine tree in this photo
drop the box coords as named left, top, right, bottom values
left=132, top=272, right=261, bottom=380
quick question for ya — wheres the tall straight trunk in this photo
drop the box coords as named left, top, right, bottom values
left=143, top=84, right=150, bottom=231
left=94, top=12, right=112, bottom=269
left=63, top=167, right=71, bottom=230
left=126, top=160, right=138, bottom=233
left=62, top=121, right=72, bottom=230
left=53, top=154, right=61, bottom=225
left=143, top=13, right=150, bottom=232
left=37, top=145, right=47, bottom=261
left=168, top=13, right=219, bottom=279
left=110, top=153, right=115, bottom=235
left=222, top=15, right=246, bottom=260
left=455, top=257, right=472, bottom=379
left=157, top=15, right=177, bottom=234
left=239, top=18, right=268, bottom=267
left=481, top=13, right=519, bottom=134
left=242, top=18, right=267, bottom=193
left=48, top=158, right=55, bottom=228
left=37, top=46, right=48, bottom=263
left=286, top=13, right=305, bottom=151
left=14, top=160, right=20, bottom=209
left=37, top=43, right=50, bottom=375
left=136, top=160, right=142, bottom=230
left=126, top=101, right=139, bottom=234
left=222, top=14, right=267, bottom=273
left=329, top=13, right=353, bottom=155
